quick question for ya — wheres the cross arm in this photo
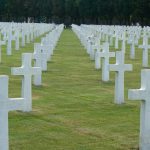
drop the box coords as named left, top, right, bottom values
left=109, top=64, right=119, bottom=72
left=139, top=45, right=150, bottom=49
left=128, top=89, right=146, bottom=100
left=109, top=64, right=132, bottom=72
left=11, top=67, right=24, bottom=75
left=8, top=98, right=24, bottom=111
left=32, top=67, right=42, bottom=75
left=139, top=45, right=144, bottom=49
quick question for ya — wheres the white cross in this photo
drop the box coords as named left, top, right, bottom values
left=128, top=69, right=150, bottom=150
left=115, top=31, right=119, bottom=49
left=0, top=75, right=23, bottom=150
left=41, top=44, right=52, bottom=62
left=35, top=44, right=49, bottom=71
left=21, top=30, right=25, bottom=47
left=11, top=53, right=41, bottom=112
left=7, top=31, right=12, bottom=55
left=0, top=35, right=6, bottom=63
left=15, top=31, right=20, bottom=50
left=121, top=32, right=126, bottom=53
left=109, top=51, right=132, bottom=104
left=139, top=36, right=150, bottom=67
left=30, top=31, right=34, bottom=42
left=33, top=43, right=48, bottom=86
left=95, top=49, right=101, bottom=69
left=95, top=44, right=102, bottom=69
left=98, top=42, right=115, bottom=81
left=26, top=31, right=30, bottom=44
left=86, top=37, right=91, bottom=54
left=89, top=40, right=96, bottom=60
left=41, top=38, right=53, bottom=60
left=128, top=35, right=136, bottom=59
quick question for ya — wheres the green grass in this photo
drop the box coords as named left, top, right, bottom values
left=0, top=29, right=146, bottom=149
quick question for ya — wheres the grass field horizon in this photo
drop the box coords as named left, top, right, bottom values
left=0, top=29, right=144, bottom=149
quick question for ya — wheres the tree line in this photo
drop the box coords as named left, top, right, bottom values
left=0, top=0, right=149, bottom=26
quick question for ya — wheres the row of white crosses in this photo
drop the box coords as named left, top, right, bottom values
left=72, top=24, right=150, bottom=150
left=78, top=25, right=150, bottom=71
left=33, top=24, right=64, bottom=86
left=0, top=24, right=64, bottom=150
left=72, top=24, right=133, bottom=104
left=81, top=25, right=150, bottom=67
left=0, top=23, right=55, bottom=62
left=95, top=43, right=132, bottom=104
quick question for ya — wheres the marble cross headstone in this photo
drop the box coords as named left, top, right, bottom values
left=0, top=34, right=6, bottom=63
left=43, top=44, right=53, bottom=61
left=15, top=31, right=20, bottom=50
left=35, top=44, right=48, bottom=71
left=21, top=30, right=25, bottom=47
left=95, top=42, right=102, bottom=69
left=33, top=49, right=42, bottom=86
left=129, top=35, right=136, bottom=59
left=7, top=31, right=12, bottom=55
left=139, top=36, right=150, bottom=67
left=31, top=31, right=34, bottom=42
left=128, top=69, right=150, bottom=150
left=95, top=49, right=101, bottom=69
left=90, top=40, right=96, bottom=60
left=87, top=37, right=91, bottom=55
left=26, top=31, right=30, bottom=44
left=99, top=42, right=115, bottom=81
left=11, top=53, right=42, bottom=112
left=109, top=51, right=132, bottom=104
left=33, top=43, right=47, bottom=86
left=121, top=31, right=126, bottom=53
left=115, top=31, right=119, bottom=49
left=0, top=75, right=23, bottom=150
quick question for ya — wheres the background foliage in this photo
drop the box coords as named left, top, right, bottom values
left=0, top=0, right=149, bottom=25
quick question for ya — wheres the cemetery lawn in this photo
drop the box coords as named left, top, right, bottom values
left=1, top=29, right=142, bottom=150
